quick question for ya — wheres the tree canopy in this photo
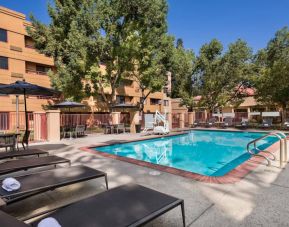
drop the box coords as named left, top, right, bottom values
left=29, top=0, right=172, bottom=111
left=253, top=27, right=289, bottom=114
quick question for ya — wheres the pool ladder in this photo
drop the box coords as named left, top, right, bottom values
left=246, top=131, right=288, bottom=168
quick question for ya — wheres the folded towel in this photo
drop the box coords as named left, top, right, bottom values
left=38, top=217, right=61, bottom=227
left=264, top=123, right=268, bottom=127
left=2, top=178, right=21, bottom=192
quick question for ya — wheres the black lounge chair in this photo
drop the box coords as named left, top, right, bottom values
left=260, top=118, right=273, bottom=128
left=0, top=210, right=28, bottom=227
left=206, top=117, right=216, bottom=127
left=0, top=156, right=70, bottom=175
left=0, top=149, right=48, bottom=161
left=192, top=119, right=200, bottom=127
left=235, top=118, right=249, bottom=129
left=27, top=184, right=185, bottom=227
left=0, top=165, right=108, bottom=205
left=220, top=117, right=233, bottom=128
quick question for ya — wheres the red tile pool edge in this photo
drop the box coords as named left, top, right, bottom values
left=79, top=139, right=284, bottom=184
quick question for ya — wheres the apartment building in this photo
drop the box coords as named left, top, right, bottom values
left=0, top=6, right=54, bottom=114
left=0, top=6, right=171, bottom=117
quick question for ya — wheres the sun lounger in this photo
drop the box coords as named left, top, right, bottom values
left=260, top=118, right=273, bottom=128
left=192, top=119, right=200, bottom=127
left=220, top=117, right=233, bottom=128
left=29, top=184, right=185, bottom=227
left=0, top=156, right=70, bottom=175
left=0, top=149, right=48, bottom=161
left=235, top=118, right=249, bottom=128
left=0, top=165, right=107, bottom=205
left=0, top=184, right=185, bottom=227
left=206, top=117, right=216, bottom=127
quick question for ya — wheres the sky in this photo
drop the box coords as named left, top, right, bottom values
left=0, top=0, right=288, bottom=53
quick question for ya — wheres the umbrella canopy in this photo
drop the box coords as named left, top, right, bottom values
left=0, top=80, right=60, bottom=133
left=0, top=81, right=60, bottom=96
left=111, top=103, right=138, bottom=109
left=53, top=101, right=86, bottom=108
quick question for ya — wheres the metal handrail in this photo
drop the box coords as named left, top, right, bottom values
left=246, top=131, right=287, bottom=167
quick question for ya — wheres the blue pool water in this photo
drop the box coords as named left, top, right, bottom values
left=95, top=130, right=278, bottom=177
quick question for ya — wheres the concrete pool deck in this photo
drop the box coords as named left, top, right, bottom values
left=2, top=131, right=289, bottom=226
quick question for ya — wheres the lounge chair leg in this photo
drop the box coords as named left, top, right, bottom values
left=105, top=174, right=108, bottom=190
left=181, top=201, right=186, bottom=227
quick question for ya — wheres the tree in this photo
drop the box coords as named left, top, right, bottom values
left=254, top=27, right=289, bottom=121
left=98, top=0, right=173, bottom=114
left=170, top=39, right=195, bottom=110
left=28, top=0, right=104, bottom=101
left=192, top=39, right=252, bottom=112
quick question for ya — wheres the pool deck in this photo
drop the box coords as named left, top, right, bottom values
left=3, top=130, right=289, bottom=226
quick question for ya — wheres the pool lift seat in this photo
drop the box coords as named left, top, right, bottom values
left=246, top=131, right=287, bottom=168
left=153, top=110, right=170, bottom=135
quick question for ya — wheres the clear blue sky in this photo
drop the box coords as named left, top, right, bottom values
left=1, top=0, right=288, bottom=53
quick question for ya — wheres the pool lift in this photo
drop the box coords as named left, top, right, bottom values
left=153, top=110, right=170, bottom=135
left=246, top=131, right=287, bottom=168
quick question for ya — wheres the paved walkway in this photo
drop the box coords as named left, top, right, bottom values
left=3, top=132, right=289, bottom=226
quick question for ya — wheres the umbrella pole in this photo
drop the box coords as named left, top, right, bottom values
left=69, top=107, right=72, bottom=140
left=16, top=95, right=19, bottom=133
left=24, top=89, right=28, bottom=132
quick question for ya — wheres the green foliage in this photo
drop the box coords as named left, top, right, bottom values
left=192, top=39, right=253, bottom=111
left=28, top=0, right=104, bottom=101
left=29, top=0, right=171, bottom=109
left=170, top=40, right=195, bottom=110
left=254, top=27, right=289, bottom=111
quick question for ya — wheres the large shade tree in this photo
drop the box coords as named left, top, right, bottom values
left=253, top=27, right=289, bottom=121
left=29, top=0, right=172, bottom=113
left=191, top=39, right=253, bottom=112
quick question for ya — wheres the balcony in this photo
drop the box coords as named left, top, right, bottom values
left=26, top=69, right=48, bottom=76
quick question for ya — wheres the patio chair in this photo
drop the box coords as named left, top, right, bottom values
left=206, top=117, right=216, bottom=127
left=21, top=130, right=30, bottom=150
left=0, top=165, right=108, bottom=206
left=0, top=149, right=48, bottom=161
left=0, top=156, right=70, bottom=175
left=0, top=134, right=18, bottom=152
left=235, top=118, right=249, bottom=129
left=26, top=184, right=184, bottom=227
left=115, top=123, right=125, bottom=134
left=220, top=117, right=233, bottom=128
left=74, top=125, right=86, bottom=138
left=260, top=118, right=273, bottom=128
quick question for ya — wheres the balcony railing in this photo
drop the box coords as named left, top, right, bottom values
left=25, top=44, right=35, bottom=49
left=26, top=69, right=48, bottom=76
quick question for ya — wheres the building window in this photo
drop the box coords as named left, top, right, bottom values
left=163, top=100, right=169, bottom=106
left=150, top=98, right=161, bottom=105
left=36, top=65, right=50, bottom=75
left=25, top=36, right=35, bottom=48
left=116, top=95, right=125, bottom=104
left=0, top=29, right=7, bottom=42
left=0, top=56, right=8, bottom=70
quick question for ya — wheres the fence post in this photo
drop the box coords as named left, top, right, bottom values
left=111, top=112, right=120, bottom=125
left=179, top=113, right=185, bottom=128
left=188, top=112, right=195, bottom=127
left=46, top=110, right=61, bottom=142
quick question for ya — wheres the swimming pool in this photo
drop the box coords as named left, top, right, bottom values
left=94, top=130, right=278, bottom=177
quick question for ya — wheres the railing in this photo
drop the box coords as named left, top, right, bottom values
left=247, top=131, right=287, bottom=168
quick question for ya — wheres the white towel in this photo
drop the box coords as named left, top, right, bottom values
left=38, top=217, right=61, bottom=227
left=2, top=178, right=21, bottom=192
left=264, top=123, right=268, bottom=126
